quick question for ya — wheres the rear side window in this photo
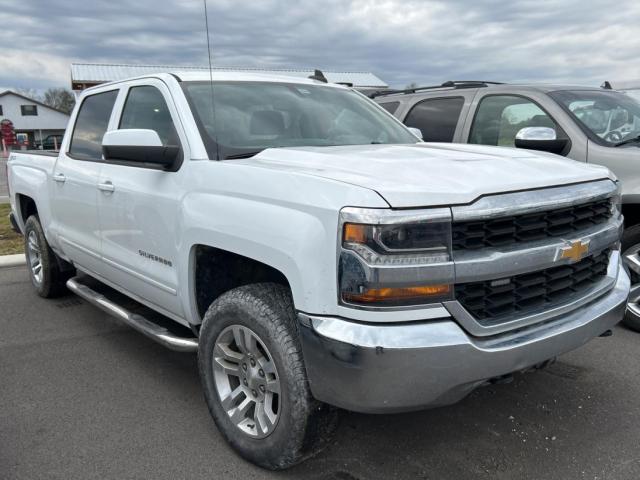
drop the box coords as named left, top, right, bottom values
left=69, top=90, right=118, bottom=160
left=379, top=102, right=400, bottom=114
left=404, top=97, right=464, bottom=142
left=119, top=86, right=179, bottom=146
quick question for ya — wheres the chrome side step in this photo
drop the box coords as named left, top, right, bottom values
left=66, top=277, right=198, bottom=353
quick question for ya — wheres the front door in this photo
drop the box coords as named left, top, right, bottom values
left=97, top=81, right=186, bottom=318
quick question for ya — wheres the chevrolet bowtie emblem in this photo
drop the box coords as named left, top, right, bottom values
left=558, top=239, right=590, bottom=263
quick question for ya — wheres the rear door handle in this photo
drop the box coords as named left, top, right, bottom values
left=98, top=181, right=115, bottom=193
left=53, top=173, right=66, bottom=183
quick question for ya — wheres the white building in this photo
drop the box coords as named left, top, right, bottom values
left=0, top=91, right=70, bottom=147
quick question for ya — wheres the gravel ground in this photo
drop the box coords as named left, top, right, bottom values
left=1, top=265, right=640, bottom=480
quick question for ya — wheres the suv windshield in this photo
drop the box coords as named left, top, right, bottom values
left=182, top=81, right=418, bottom=159
left=550, top=90, right=640, bottom=146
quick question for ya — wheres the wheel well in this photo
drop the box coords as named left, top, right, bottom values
left=17, top=194, right=38, bottom=223
left=194, top=245, right=291, bottom=319
left=622, top=203, right=640, bottom=229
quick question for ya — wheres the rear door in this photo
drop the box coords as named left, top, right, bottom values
left=97, top=79, right=188, bottom=318
left=50, top=89, right=119, bottom=273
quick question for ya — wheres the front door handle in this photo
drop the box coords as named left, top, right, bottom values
left=98, top=181, right=115, bottom=193
left=53, top=173, right=66, bottom=183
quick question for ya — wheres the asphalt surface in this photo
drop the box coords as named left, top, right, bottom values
left=2, top=265, right=640, bottom=480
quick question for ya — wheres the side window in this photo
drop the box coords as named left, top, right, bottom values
left=470, top=95, right=559, bottom=147
left=119, top=86, right=179, bottom=146
left=379, top=102, right=400, bottom=115
left=404, top=97, right=464, bottom=142
left=69, top=90, right=118, bottom=160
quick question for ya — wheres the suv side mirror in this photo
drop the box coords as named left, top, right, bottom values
left=407, top=127, right=424, bottom=140
left=102, top=129, right=180, bottom=168
left=514, top=127, right=569, bottom=155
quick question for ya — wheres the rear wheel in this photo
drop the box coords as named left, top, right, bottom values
left=198, top=283, right=337, bottom=470
left=23, top=215, right=73, bottom=298
left=622, top=224, right=640, bottom=332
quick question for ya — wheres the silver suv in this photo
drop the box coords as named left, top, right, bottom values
left=372, top=81, right=640, bottom=330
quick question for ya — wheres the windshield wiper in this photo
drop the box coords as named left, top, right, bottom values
left=615, top=135, right=640, bottom=147
left=224, top=150, right=265, bottom=159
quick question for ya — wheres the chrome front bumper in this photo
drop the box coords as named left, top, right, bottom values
left=299, top=260, right=629, bottom=414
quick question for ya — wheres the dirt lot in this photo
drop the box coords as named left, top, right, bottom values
left=1, top=265, right=640, bottom=480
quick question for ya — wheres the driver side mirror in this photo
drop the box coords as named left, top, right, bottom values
left=514, top=127, right=569, bottom=155
left=102, top=129, right=180, bottom=168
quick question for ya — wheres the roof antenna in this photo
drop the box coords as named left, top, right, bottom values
left=309, top=69, right=328, bottom=83
left=203, top=0, right=221, bottom=160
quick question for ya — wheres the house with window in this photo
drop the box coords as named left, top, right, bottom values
left=0, top=91, right=70, bottom=148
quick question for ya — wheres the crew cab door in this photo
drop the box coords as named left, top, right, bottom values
left=51, top=89, right=119, bottom=272
left=97, top=80, right=187, bottom=318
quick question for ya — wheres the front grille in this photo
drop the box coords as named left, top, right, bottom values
left=456, top=250, right=610, bottom=325
left=452, top=198, right=613, bottom=250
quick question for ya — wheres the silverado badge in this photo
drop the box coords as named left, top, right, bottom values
left=557, top=239, right=590, bottom=263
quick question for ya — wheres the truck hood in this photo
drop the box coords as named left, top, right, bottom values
left=240, top=143, right=614, bottom=208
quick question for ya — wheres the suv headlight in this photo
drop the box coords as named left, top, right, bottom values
left=338, top=207, right=454, bottom=308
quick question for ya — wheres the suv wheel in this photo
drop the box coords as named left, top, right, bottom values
left=23, top=215, right=73, bottom=298
left=198, top=283, right=338, bottom=470
left=622, top=224, right=640, bottom=332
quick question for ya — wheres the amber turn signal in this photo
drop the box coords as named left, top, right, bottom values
left=343, top=223, right=369, bottom=244
left=343, top=284, right=451, bottom=305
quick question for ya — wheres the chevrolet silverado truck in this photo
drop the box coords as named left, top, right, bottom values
left=7, top=71, right=629, bottom=469
left=372, top=81, right=640, bottom=331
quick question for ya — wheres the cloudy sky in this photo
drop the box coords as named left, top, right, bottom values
left=0, top=0, right=638, bottom=92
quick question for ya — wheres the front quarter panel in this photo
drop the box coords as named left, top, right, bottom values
left=178, top=160, right=389, bottom=324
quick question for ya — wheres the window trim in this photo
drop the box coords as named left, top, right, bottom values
left=66, top=88, right=120, bottom=163
left=20, top=104, right=38, bottom=116
left=468, top=93, right=571, bottom=156
left=403, top=95, right=465, bottom=143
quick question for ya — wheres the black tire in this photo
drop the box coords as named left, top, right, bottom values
left=622, top=224, right=640, bottom=332
left=198, top=283, right=338, bottom=470
left=23, top=215, right=73, bottom=298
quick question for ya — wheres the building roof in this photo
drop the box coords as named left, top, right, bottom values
left=0, top=90, right=69, bottom=115
left=70, top=63, right=388, bottom=90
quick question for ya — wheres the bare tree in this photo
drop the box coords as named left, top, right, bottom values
left=42, top=88, right=76, bottom=114
left=405, top=82, right=419, bottom=90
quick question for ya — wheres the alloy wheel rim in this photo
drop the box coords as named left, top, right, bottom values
left=212, top=325, right=281, bottom=439
left=623, top=242, right=640, bottom=319
left=27, top=230, right=43, bottom=286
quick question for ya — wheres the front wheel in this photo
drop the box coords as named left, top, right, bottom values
left=198, top=283, right=337, bottom=470
left=622, top=225, right=640, bottom=332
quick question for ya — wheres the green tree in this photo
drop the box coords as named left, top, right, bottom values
left=42, top=88, right=76, bottom=114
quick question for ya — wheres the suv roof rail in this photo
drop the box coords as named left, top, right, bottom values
left=368, top=80, right=503, bottom=98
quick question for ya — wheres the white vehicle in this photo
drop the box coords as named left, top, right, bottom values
left=7, top=71, right=629, bottom=469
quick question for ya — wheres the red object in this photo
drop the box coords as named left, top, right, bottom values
left=1, top=119, right=16, bottom=146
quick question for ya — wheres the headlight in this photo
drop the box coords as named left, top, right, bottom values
left=339, top=208, right=454, bottom=308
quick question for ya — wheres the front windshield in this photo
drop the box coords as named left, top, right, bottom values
left=182, top=81, right=418, bottom=159
left=550, top=90, right=640, bottom=146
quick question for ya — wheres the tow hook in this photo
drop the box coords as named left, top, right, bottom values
left=599, top=329, right=613, bottom=337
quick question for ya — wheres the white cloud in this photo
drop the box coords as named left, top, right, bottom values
left=0, top=0, right=638, bottom=91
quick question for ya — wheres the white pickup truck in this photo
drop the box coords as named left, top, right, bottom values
left=7, top=71, right=629, bottom=469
